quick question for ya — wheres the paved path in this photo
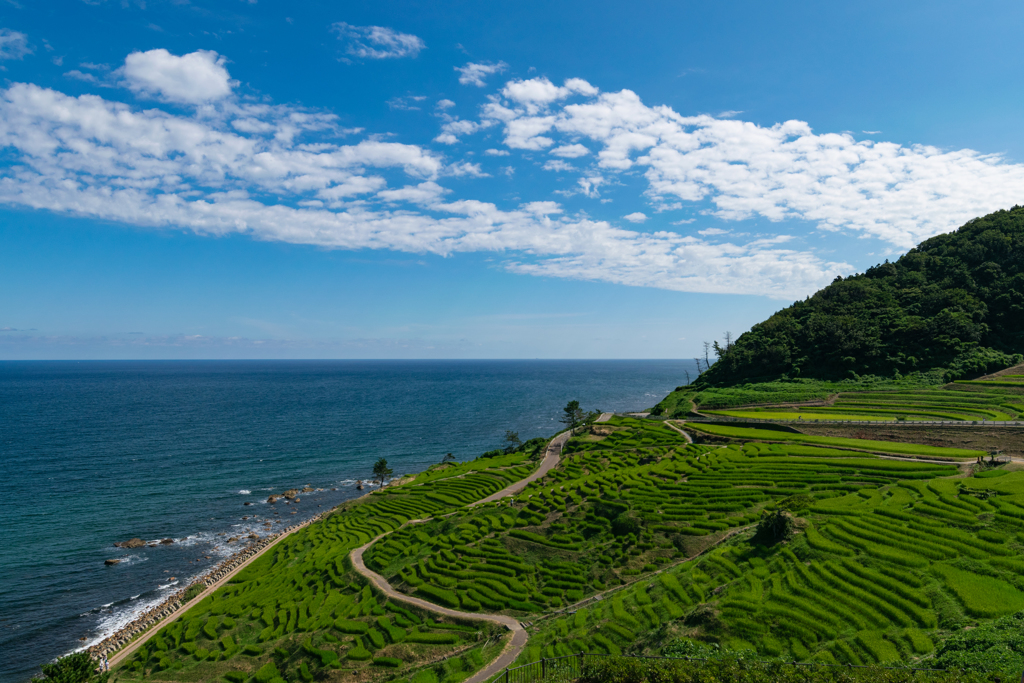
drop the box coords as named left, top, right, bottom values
left=663, top=420, right=693, bottom=444
left=595, top=413, right=614, bottom=423
left=108, top=518, right=316, bottom=669
left=350, top=431, right=571, bottom=683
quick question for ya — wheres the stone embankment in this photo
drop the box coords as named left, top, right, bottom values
left=89, top=510, right=329, bottom=663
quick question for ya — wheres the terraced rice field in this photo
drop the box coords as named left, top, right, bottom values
left=112, top=453, right=538, bottom=683
left=483, top=424, right=1024, bottom=671
left=356, top=418, right=1024, bottom=671
left=702, top=382, right=1024, bottom=423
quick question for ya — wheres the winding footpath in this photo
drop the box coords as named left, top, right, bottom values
left=350, top=430, right=571, bottom=683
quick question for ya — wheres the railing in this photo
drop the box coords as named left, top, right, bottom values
left=495, top=652, right=961, bottom=683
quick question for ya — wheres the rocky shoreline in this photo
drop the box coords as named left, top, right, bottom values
left=87, top=509, right=331, bottom=662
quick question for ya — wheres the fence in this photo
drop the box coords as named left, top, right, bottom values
left=494, top=652, right=962, bottom=683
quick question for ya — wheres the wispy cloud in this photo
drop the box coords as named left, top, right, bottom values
left=331, top=23, right=425, bottom=60
left=0, top=28, right=30, bottom=60
left=455, top=61, right=507, bottom=87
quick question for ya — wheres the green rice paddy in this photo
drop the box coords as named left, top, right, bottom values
left=115, top=412, right=1024, bottom=682
left=698, top=383, right=1024, bottom=423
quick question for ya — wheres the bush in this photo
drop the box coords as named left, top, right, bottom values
left=224, top=673, right=247, bottom=683
left=754, top=510, right=794, bottom=545
left=373, top=657, right=403, bottom=667
left=254, top=662, right=281, bottom=683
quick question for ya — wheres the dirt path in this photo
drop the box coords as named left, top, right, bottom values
left=595, top=413, right=614, bottom=423
left=663, top=420, right=693, bottom=444
left=107, top=517, right=317, bottom=669
left=350, top=431, right=571, bottom=683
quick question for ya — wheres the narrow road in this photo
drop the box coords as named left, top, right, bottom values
left=350, top=431, right=571, bottom=683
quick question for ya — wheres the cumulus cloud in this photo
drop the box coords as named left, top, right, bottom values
left=623, top=212, right=647, bottom=223
left=543, top=160, right=575, bottom=172
left=331, top=23, right=425, bottom=60
left=550, top=143, right=589, bottom=158
left=469, top=78, right=1024, bottom=248
left=119, top=49, right=234, bottom=104
left=0, top=29, right=30, bottom=60
left=436, top=99, right=456, bottom=110
left=484, top=149, right=509, bottom=156
left=455, top=61, right=507, bottom=87
left=0, top=80, right=849, bottom=299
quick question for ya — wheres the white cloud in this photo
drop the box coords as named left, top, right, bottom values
left=22, top=67, right=1024, bottom=299
left=387, top=95, right=427, bottom=111
left=331, top=23, right=425, bottom=60
left=436, top=99, right=456, bottom=110
left=474, top=81, right=1024, bottom=248
left=455, top=61, right=507, bottom=87
left=0, top=29, right=30, bottom=60
left=484, top=149, right=509, bottom=156
left=119, top=49, right=234, bottom=104
left=377, top=181, right=448, bottom=205
left=0, top=81, right=851, bottom=299
left=543, top=160, right=575, bottom=172
left=65, top=69, right=100, bottom=84
left=549, top=143, right=589, bottom=158
left=434, top=117, right=493, bottom=145
left=623, top=212, right=647, bottom=223
left=445, top=161, right=489, bottom=177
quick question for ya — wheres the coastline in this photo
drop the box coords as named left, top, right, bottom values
left=91, top=514, right=325, bottom=664
left=94, top=479, right=400, bottom=666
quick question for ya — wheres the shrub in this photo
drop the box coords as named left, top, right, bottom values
left=254, top=662, right=281, bottom=683
left=415, top=584, right=461, bottom=608
left=754, top=510, right=794, bottom=545
left=373, top=657, right=403, bottom=667
left=334, top=618, right=369, bottom=634
left=347, top=646, right=372, bottom=661
left=224, top=672, right=247, bottom=683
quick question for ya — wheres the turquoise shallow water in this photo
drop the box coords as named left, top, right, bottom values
left=0, top=359, right=692, bottom=682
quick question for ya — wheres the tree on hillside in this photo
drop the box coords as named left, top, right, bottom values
left=372, top=458, right=393, bottom=488
left=504, top=430, right=522, bottom=453
left=696, top=206, right=1024, bottom=386
left=559, top=400, right=586, bottom=433
left=441, top=452, right=456, bottom=465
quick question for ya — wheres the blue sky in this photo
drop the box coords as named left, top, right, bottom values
left=1, top=0, right=1023, bottom=359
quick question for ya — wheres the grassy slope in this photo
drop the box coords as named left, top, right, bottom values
left=116, top=388, right=1024, bottom=683
left=110, top=450, right=543, bottom=683
left=356, top=418, right=1024, bottom=676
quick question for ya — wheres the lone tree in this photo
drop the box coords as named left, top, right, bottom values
left=504, top=430, right=523, bottom=453
left=754, top=509, right=794, bottom=545
left=560, top=400, right=586, bottom=433
left=372, top=457, right=393, bottom=488
left=441, top=452, right=456, bottom=464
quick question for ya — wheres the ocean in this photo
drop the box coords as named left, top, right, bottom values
left=0, top=359, right=692, bottom=682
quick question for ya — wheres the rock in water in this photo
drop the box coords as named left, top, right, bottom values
left=105, top=559, right=121, bottom=566
left=160, top=538, right=174, bottom=545
left=114, top=538, right=146, bottom=548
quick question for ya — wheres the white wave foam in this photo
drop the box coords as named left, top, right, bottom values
left=238, top=489, right=251, bottom=495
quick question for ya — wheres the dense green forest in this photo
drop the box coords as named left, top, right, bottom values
left=698, top=206, right=1024, bottom=387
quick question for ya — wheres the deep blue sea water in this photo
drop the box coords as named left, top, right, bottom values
left=0, top=360, right=693, bottom=682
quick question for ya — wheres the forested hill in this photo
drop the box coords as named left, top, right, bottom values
left=699, top=206, right=1024, bottom=387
